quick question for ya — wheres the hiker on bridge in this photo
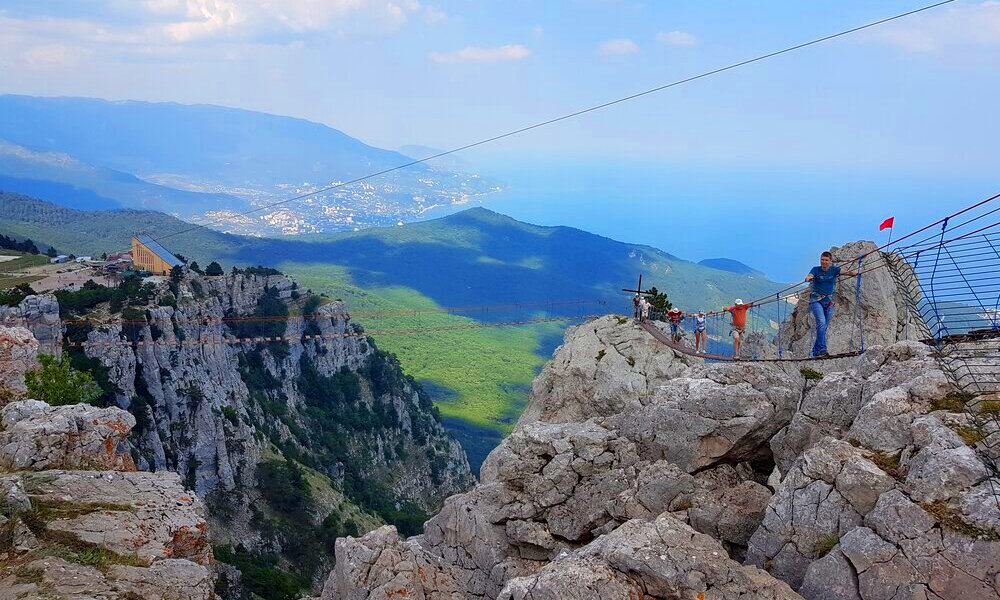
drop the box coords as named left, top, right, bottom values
left=666, top=307, right=685, bottom=342
left=723, top=299, right=753, bottom=356
left=805, top=250, right=856, bottom=357
left=691, top=312, right=707, bottom=354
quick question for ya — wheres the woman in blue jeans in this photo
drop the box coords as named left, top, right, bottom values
left=804, top=251, right=855, bottom=357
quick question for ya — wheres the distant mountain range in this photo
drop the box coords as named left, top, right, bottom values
left=698, top=257, right=766, bottom=277
left=0, top=95, right=500, bottom=234
left=0, top=192, right=787, bottom=316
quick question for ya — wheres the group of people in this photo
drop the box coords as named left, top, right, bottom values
left=632, top=251, right=851, bottom=358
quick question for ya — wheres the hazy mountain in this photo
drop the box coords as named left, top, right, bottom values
left=0, top=95, right=501, bottom=234
left=0, top=140, right=245, bottom=215
left=698, top=257, right=766, bottom=277
left=0, top=94, right=425, bottom=187
left=398, top=145, right=473, bottom=171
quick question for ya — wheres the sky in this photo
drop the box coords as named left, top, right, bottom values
left=1, top=0, right=999, bottom=280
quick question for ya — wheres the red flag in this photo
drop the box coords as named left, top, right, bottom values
left=879, top=217, right=894, bottom=231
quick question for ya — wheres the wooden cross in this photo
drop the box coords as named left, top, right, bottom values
left=621, top=274, right=655, bottom=296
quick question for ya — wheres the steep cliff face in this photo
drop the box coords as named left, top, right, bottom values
left=4, top=269, right=474, bottom=593
left=317, top=267, right=1000, bottom=600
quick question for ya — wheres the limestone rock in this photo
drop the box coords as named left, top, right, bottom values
left=0, top=294, right=62, bottom=358
left=0, top=400, right=136, bottom=471
left=778, top=243, right=899, bottom=358
left=498, top=514, right=803, bottom=600
left=0, top=470, right=211, bottom=565
left=321, top=526, right=464, bottom=600
left=611, top=361, right=800, bottom=471
left=524, top=316, right=695, bottom=425
left=0, top=326, right=38, bottom=394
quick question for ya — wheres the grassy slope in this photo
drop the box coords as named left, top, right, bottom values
left=284, top=263, right=558, bottom=430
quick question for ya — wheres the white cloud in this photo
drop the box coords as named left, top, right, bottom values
left=429, top=44, right=531, bottom=64
left=599, top=38, right=639, bottom=56
left=424, top=6, right=448, bottom=24
left=22, top=44, right=92, bottom=67
left=656, top=30, right=696, bottom=47
left=872, top=1, right=1000, bottom=52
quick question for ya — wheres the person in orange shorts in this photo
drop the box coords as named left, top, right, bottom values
left=723, top=298, right=753, bottom=356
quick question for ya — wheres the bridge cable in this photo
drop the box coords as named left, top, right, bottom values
left=149, top=0, right=957, bottom=246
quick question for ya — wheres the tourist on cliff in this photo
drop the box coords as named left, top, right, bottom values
left=805, top=250, right=856, bottom=357
left=632, top=293, right=641, bottom=320
left=723, top=299, right=752, bottom=356
left=639, top=296, right=650, bottom=323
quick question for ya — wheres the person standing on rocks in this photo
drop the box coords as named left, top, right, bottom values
left=632, top=293, right=641, bottom=320
left=804, top=250, right=856, bottom=357
left=639, top=296, right=651, bottom=323
left=723, top=299, right=752, bottom=356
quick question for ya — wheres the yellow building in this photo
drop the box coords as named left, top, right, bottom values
left=131, top=234, right=183, bottom=276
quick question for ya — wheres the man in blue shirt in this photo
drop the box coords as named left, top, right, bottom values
left=804, top=251, right=855, bottom=357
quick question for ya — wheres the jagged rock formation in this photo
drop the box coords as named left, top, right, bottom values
left=0, top=294, right=62, bottom=358
left=317, top=295, right=1000, bottom=599
left=0, top=326, right=37, bottom=393
left=779, top=241, right=900, bottom=357
left=0, top=400, right=214, bottom=600
left=5, top=269, right=474, bottom=594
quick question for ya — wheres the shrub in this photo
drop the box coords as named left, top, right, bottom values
left=0, top=283, right=37, bottom=307
left=800, top=368, right=824, bottom=381
left=257, top=460, right=313, bottom=520
left=814, top=534, right=840, bottom=556
left=25, top=355, right=101, bottom=406
left=213, top=545, right=308, bottom=600
left=204, top=261, right=224, bottom=276
left=931, top=392, right=971, bottom=412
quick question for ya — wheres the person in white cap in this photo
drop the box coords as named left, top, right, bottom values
left=723, top=299, right=753, bottom=356
left=691, top=312, right=707, bottom=354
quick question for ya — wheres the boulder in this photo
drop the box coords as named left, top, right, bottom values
left=524, top=316, right=695, bottom=425
left=0, top=326, right=38, bottom=394
left=320, top=526, right=464, bottom=600
left=778, top=242, right=899, bottom=358
left=0, top=400, right=136, bottom=471
left=498, top=513, right=803, bottom=600
left=610, top=362, right=800, bottom=472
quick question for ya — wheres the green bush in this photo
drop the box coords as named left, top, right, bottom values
left=213, top=545, right=308, bottom=600
left=25, top=355, right=101, bottom=406
left=204, top=261, right=224, bottom=276
left=257, top=460, right=313, bottom=520
left=0, top=283, right=37, bottom=307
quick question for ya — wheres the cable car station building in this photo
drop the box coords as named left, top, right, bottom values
left=131, top=234, right=182, bottom=276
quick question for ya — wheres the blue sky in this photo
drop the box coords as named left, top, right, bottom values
left=1, top=0, right=998, bottom=279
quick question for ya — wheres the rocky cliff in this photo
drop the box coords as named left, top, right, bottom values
left=0, top=399, right=214, bottom=600
left=316, top=268, right=1000, bottom=599
left=2, top=268, right=475, bottom=595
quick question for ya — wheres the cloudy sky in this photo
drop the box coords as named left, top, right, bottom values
left=2, top=1, right=999, bottom=277
left=2, top=1, right=997, bottom=170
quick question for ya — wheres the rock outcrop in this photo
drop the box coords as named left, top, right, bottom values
left=7, top=269, right=475, bottom=595
left=0, top=400, right=214, bottom=600
left=778, top=242, right=900, bottom=357
left=0, top=326, right=37, bottom=394
left=317, top=303, right=1000, bottom=600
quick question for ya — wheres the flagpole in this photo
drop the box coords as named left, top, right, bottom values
left=887, top=226, right=893, bottom=247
